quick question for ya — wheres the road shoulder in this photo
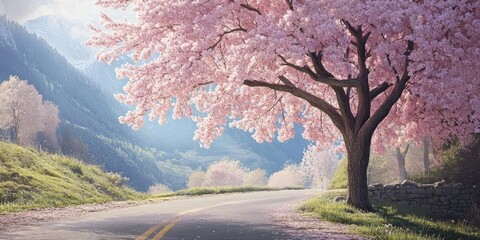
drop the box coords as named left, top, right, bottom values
left=0, top=198, right=173, bottom=232
left=272, top=203, right=365, bottom=240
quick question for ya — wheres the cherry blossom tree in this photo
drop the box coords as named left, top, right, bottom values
left=0, top=76, right=60, bottom=148
left=89, top=0, right=480, bottom=211
left=0, top=76, right=43, bottom=145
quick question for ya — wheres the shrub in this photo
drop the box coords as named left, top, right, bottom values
left=267, top=165, right=306, bottom=188
left=187, top=171, right=205, bottom=188
left=106, top=172, right=129, bottom=186
left=202, top=159, right=247, bottom=188
left=244, top=169, right=267, bottom=186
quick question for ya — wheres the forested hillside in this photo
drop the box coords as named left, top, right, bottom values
left=0, top=16, right=164, bottom=191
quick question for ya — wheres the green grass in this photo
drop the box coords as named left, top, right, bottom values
left=300, top=190, right=480, bottom=240
left=0, top=142, right=145, bottom=214
left=153, top=186, right=304, bottom=198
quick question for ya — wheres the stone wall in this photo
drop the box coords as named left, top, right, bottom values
left=368, top=180, right=480, bottom=219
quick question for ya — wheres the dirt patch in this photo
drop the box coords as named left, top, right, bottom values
left=272, top=203, right=365, bottom=240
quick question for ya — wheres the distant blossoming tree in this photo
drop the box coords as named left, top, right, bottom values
left=188, top=164, right=267, bottom=188
left=0, top=76, right=59, bottom=147
left=300, top=145, right=339, bottom=189
left=89, top=0, right=480, bottom=211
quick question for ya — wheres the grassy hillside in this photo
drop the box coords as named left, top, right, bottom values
left=0, top=142, right=144, bottom=214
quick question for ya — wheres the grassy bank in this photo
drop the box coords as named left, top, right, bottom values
left=0, top=142, right=145, bottom=214
left=300, top=190, right=480, bottom=240
left=154, top=186, right=304, bottom=198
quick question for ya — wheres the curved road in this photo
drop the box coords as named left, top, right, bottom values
left=3, top=189, right=325, bottom=240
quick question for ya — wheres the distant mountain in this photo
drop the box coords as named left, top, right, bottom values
left=21, top=15, right=312, bottom=188
left=23, top=15, right=94, bottom=66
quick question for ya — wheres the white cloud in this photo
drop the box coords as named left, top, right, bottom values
left=0, top=0, right=130, bottom=23
left=0, top=0, right=51, bottom=23
left=0, top=0, right=135, bottom=43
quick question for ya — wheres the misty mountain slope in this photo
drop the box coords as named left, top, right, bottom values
left=0, top=16, right=165, bottom=191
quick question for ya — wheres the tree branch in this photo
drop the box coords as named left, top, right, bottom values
left=194, top=81, right=214, bottom=88
left=362, top=40, right=415, bottom=135
left=369, top=82, right=393, bottom=100
left=333, top=88, right=355, bottom=130
left=208, top=27, right=247, bottom=51
left=278, top=54, right=360, bottom=88
left=308, top=51, right=334, bottom=78
left=240, top=3, right=261, bottom=15
left=402, top=143, right=410, bottom=157
left=285, top=0, right=293, bottom=10
left=278, top=75, right=296, bottom=88
left=343, top=21, right=372, bottom=132
left=243, top=79, right=346, bottom=134
left=386, top=53, right=400, bottom=81
left=341, top=19, right=357, bottom=36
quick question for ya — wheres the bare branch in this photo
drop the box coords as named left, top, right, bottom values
left=278, top=54, right=360, bottom=88
left=308, top=51, right=334, bottom=78
left=208, top=27, right=247, bottom=51
left=402, top=143, right=410, bottom=157
left=386, top=53, right=400, bottom=81
left=362, top=40, right=415, bottom=135
left=243, top=79, right=346, bottom=134
left=278, top=75, right=296, bottom=87
left=369, top=82, right=393, bottom=100
left=194, top=81, right=214, bottom=88
left=341, top=19, right=357, bottom=36
left=240, top=3, right=261, bottom=15
left=285, top=0, right=293, bottom=10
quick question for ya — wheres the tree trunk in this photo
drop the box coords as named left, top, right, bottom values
left=395, top=144, right=409, bottom=181
left=346, top=135, right=374, bottom=212
left=11, top=125, right=19, bottom=144
left=423, top=137, right=430, bottom=173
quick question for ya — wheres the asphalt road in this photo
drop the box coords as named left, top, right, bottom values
left=2, top=189, right=324, bottom=240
